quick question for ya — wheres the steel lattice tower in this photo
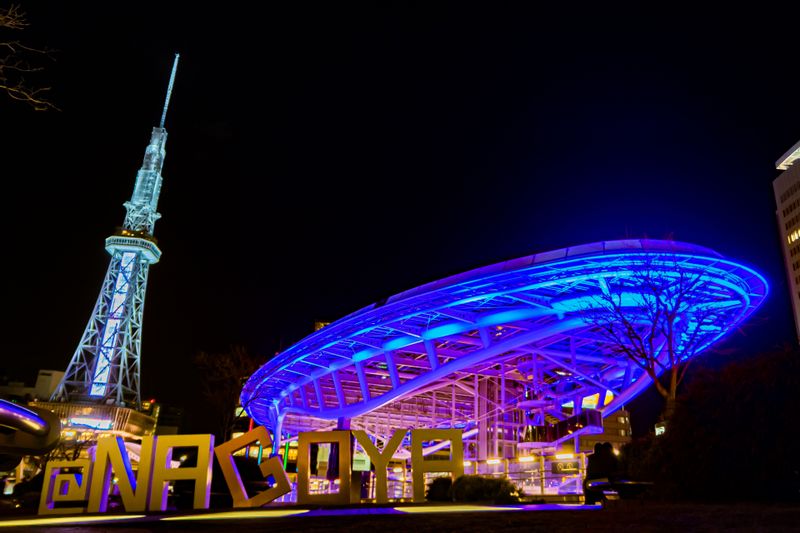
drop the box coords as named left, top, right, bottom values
left=51, top=55, right=180, bottom=408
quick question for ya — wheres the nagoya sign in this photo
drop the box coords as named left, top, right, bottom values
left=38, top=426, right=464, bottom=514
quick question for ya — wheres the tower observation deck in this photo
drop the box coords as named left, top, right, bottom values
left=50, top=55, right=180, bottom=409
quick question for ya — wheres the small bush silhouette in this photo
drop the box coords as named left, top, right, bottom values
left=449, top=475, right=521, bottom=504
left=426, top=476, right=453, bottom=501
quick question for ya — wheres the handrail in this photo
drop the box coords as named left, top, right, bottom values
left=0, top=399, right=49, bottom=436
left=0, top=400, right=61, bottom=457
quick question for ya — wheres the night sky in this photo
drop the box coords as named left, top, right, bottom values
left=3, top=4, right=798, bottom=433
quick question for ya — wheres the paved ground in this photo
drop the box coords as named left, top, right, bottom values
left=2, top=502, right=800, bottom=532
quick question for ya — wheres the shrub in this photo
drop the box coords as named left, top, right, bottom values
left=426, top=476, right=453, bottom=501
left=450, top=475, right=521, bottom=504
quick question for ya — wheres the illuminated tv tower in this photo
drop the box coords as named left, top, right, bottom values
left=51, top=55, right=180, bottom=408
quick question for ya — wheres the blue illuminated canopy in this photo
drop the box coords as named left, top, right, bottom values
left=242, top=239, right=767, bottom=437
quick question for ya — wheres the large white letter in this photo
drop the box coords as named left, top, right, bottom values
left=296, top=430, right=357, bottom=505
left=352, top=429, right=405, bottom=503
left=87, top=435, right=156, bottom=513
left=410, top=429, right=464, bottom=503
left=38, top=459, right=92, bottom=515
left=149, top=434, right=214, bottom=511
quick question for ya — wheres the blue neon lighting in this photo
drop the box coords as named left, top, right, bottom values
left=423, top=322, right=465, bottom=339
left=91, top=252, right=137, bottom=397
left=352, top=349, right=374, bottom=363
left=476, top=308, right=544, bottom=327
left=241, top=239, right=769, bottom=427
left=0, top=399, right=49, bottom=435
left=68, top=416, right=113, bottom=430
left=383, top=336, right=417, bottom=351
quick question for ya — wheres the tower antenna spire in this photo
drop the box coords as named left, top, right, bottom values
left=51, top=55, right=179, bottom=409
left=159, top=53, right=180, bottom=128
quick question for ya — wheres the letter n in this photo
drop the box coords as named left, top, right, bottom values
left=87, top=435, right=156, bottom=513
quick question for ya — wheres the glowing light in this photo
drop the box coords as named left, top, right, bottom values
left=518, top=455, right=536, bottom=463
left=486, top=459, right=501, bottom=465
left=242, top=239, right=769, bottom=433
left=563, top=390, right=616, bottom=409
left=91, top=251, right=138, bottom=397
left=0, top=400, right=48, bottom=435
left=383, top=335, right=416, bottom=351
left=555, top=453, right=574, bottom=460
left=0, top=515, right=146, bottom=527
left=604, top=391, right=614, bottom=405
left=395, top=505, right=521, bottom=513
left=162, top=510, right=309, bottom=521
left=392, top=466, right=404, bottom=473
left=423, top=323, right=465, bottom=339
left=518, top=503, right=599, bottom=511
left=353, top=349, right=374, bottom=362
left=477, top=308, right=542, bottom=327
left=463, top=461, right=472, bottom=467
left=68, top=417, right=113, bottom=430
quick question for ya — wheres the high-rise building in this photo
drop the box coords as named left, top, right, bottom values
left=772, top=139, right=800, bottom=343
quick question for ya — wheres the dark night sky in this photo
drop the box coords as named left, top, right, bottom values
left=3, top=3, right=798, bottom=433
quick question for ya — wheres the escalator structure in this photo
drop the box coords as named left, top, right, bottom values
left=517, top=408, right=604, bottom=451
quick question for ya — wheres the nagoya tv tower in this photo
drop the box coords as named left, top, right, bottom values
left=51, top=55, right=180, bottom=409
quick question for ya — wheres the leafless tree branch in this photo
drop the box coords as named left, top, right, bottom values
left=0, top=4, right=58, bottom=111
left=579, top=252, right=728, bottom=419
left=194, top=345, right=265, bottom=440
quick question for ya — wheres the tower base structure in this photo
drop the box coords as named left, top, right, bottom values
left=30, top=401, right=155, bottom=461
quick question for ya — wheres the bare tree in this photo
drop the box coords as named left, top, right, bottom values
left=0, top=4, right=57, bottom=110
left=580, top=253, right=726, bottom=421
left=194, top=345, right=265, bottom=440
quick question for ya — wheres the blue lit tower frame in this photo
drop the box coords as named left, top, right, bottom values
left=51, top=55, right=180, bottom=408
left=242, top=239, right=767, bottom=459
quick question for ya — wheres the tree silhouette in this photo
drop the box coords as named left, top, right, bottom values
left=193, top=345, right=264, bottom=440
left=627, top=345, right=800, bottom=501
left=580, top=253, right=728, bottom=420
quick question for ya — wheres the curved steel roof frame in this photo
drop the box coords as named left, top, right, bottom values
left=243, top=239, right=767, bottom=433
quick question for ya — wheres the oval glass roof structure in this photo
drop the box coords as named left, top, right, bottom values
left=242, top=239, right=767, bottom=437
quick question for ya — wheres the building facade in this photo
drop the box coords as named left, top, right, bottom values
left=0, top=370, right=64, bottom=403
left=773, top=139, right=800, bottom=344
